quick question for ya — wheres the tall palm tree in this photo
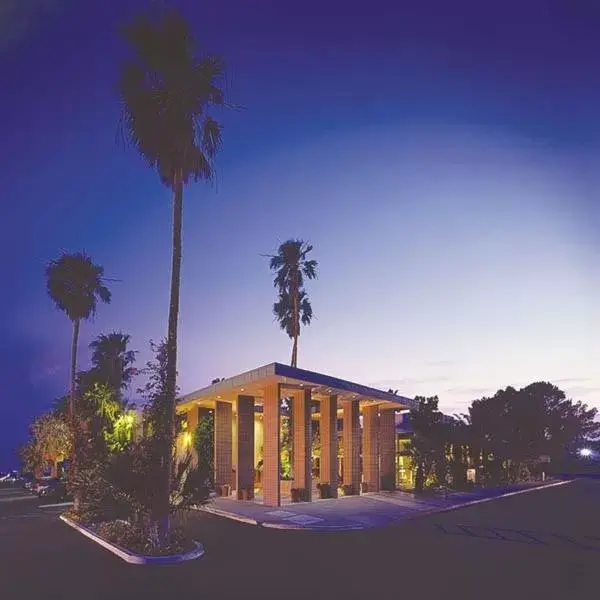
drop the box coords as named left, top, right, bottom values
left=89, top=332, right=138, bottom=405
left=46, top=251, right=111, bottom=490
left=46, top=252, right=112, bottom=423
left=118, top=8, right=226, bottom=542
left=267, top=239, right=318, bottom=367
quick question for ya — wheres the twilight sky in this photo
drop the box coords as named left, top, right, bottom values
left=0, top=0, right=599, bottom=468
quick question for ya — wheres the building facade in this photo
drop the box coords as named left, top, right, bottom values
left=176, top=362, right=419, bottom=507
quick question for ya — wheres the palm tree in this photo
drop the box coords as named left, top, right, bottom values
left=89, top=332, right=138, bottom=405
left=267, top=239, right=318, bottom=367
left=46, top=252, right=111, bottom=505
left=118, top=8, right=226, bottom=543
left=46, top=252, right=111, bottom=431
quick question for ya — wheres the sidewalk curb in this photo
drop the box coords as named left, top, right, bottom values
left=195, top=480, right=573, bottom=532
left=261, top=521, right=365, bottom=531
left=59, top=515, right=205, bottom=565
left=199, top=504, right=259, bottom=526
left=398, top=479, right=574, bottom=523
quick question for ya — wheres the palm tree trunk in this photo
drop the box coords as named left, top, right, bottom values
left=158, top=175, right=183, bottom=545
left=291, top=271, right=299, bottom=368
left=70, top=318, right=80, bottom=509
left=291, top=336, right=298, bottom=368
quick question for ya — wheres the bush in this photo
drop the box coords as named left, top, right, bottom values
left=89, top=520, right=190, bottom=556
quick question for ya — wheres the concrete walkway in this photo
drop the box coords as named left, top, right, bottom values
left=199, top=479, right=571, bottom=531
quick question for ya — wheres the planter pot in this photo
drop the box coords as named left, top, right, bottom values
left=342, top=484, right=356, bottom=496
left=280, top=479, right=292, bottom=497
left=360, top=482, right=370, bottom=494
left=290, top=488, right=302, bottom=503
left=318, top=483, right=332, bottom=499
left=221, top=484, right=231, bottom=497
left=238, top=487, right=254, bottom=501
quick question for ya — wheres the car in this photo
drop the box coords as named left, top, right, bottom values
left=31, top=476, right=54, bottom=494
left=38, top=479, right=71, bottom=504
left=0, top=471, right=20, bottom=483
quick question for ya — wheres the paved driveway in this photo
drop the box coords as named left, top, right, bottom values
left=0, top=478, right=598, bottom=599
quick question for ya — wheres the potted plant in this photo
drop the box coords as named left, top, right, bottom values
left=342, top=484, right=355, bottom=496
left=290, top=487, right=304, bottom=503
left=238, top=486, right=254, bottom=501
left=317, top=482, right=332, bottom=499
left=360, top=482, right=370, bottom=493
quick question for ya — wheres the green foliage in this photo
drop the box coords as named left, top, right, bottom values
left=88, top=332, right=138, bottom=404
left=45, top=251, right=111, bottom=323
left=266, top=239, right=318, bottom=367
left=280, top=416, right=292, bottom=479
left=465, top=381, right=600, bottom=484
left=193, top=411, right=214, bottom=485
left=118, top=8, right=226, bottom=190
left=409, top=396, right=448, bottom=492
left=19, top=413, right=73, bottom=473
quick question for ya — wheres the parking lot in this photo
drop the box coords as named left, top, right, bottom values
left=0, top=478, right=598, bottom=599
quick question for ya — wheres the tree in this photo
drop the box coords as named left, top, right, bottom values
left=266, top=239, right=318, bottom=367
left=20, top=413, right=73, bottom=476
left=193, top=411, right=214, bottom=485
left=88, top=332, right=138, bottom=405
left=46, top=251, right=111, bottom=500
left=119, top=8, right=227, bottom=544
left=465, top=382, right=600, bottom=483
left=409, top=396, right=446, bottom=492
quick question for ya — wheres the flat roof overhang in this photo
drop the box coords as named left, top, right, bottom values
left=177, top=362, right=418, bottom=414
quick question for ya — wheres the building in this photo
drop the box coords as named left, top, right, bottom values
left=176, top=362, right=420, bottom=507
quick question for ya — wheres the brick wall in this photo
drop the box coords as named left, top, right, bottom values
left=362, top=404, right=380, bottom=492
left=292, top=389, right=312, bottom=500
left=379, top=408, right=396, bottom=488
left=263, top=383, right=281, bottom=507
left=320, top=395, right=338, bottom=497
left=342, top=399, right=360, bottom=494
left=236, top=395, right=255, bottom=498
left=214, top=401, right=232, bottom=491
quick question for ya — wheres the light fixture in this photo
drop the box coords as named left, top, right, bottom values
left=579, top=448, right=593, bottom=458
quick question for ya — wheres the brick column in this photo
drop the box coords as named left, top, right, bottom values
left=263, top=382, right=281, bottom=507
left=362, top=404, right=380, bottom=492
left=214, top=401, right=233, bottom=493
left=292, top=389, right=312, bottom=500
left=186, top=406, right=200, bottom=466
left=236, top=395, right=255, bottom=499
left=379, top=408, right=396, bottom=490
left=320, top=395, right=338, bottom=497
left=342, top=399, right=360, bottom=494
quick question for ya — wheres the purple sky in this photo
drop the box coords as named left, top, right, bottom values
left=0, top=0, right=599, bottom=467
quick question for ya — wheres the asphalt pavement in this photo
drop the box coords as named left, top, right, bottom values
left=0, top=478, right=598, bottom=600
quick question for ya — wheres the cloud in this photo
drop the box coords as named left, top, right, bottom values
left=369, top=376, right=450, bottom=390
left=0, top=0, right=65, bottom=51
left=444, top=386, right=492, bottom=397
left=553, top=378, right=593, bottom=385
left=425, top=360, right=456, bottom=368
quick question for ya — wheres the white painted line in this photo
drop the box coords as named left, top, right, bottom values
left=265, top=510, right=297, bottom=518
left=0, top=495, right=37, bottom=503
left=59, top=515, right=205, bottom=564
left=39, top=501, right=74, bottom=509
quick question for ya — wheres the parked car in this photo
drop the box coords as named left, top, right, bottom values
left=0, top=471, right=20, bottom=482
left=31, top=476, right=54, bottom=494
left=38, top=479, right=71, bottom=503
